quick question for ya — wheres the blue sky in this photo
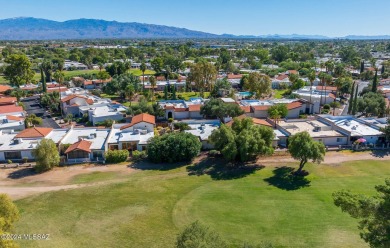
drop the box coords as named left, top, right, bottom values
left=0, top=0, right=389, bottom=37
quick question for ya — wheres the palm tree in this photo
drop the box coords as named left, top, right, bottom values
left=53, top=70, right=65, bottom=116
left=149, top=75, right=157, bottom=103
left=308, top=70, right=316, bottom=114
left=125, top=84, right=135, bottom=106
left=140, top=62, right=147, bottom=90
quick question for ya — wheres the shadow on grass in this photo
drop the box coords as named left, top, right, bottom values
left=370, top=149, right=390, bottom=158
left=7, top=168, right=37, bottom=179
left=187, top=157, right=264, bottom=180
left=264, top=166, right=310, bottom=191
left=130, top=160, right=191, bottom=171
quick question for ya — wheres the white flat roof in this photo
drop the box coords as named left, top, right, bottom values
left=108, top=126, right=154, bottom=145
left=46, top=129, right=69, bottom=144
left=60, top=128, right=110, bottom=150
left=185, top=123, right=219, bottom=141
left=0, top=133, right=39, bottom=151
left=325, top=116, right=383, bottom=136
left=278, top=120, right=345, bottom=137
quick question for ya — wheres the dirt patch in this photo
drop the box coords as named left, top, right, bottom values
left=0, top=164, right=136, bottom=200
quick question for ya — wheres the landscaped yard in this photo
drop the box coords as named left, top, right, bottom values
left=14, top=159, right=389, bottom=248
left=274, top=89, right=288, bottom=99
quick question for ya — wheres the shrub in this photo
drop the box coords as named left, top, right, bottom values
left=33, top=139, right=60, bottom=172
left=7, top=160, right=12, bottom=164
left=132, top=150, right=147, bottom=161
left=22, top=157, right=28, bottom=163
left=323, top=104, right=331, bottom=110
left=209, top=150, right=219, bottom=157
left=147, top=132, right=201, bottom=163
left=299, top=114, right=308, bottom=119
left=173, top=122, right=191, bottom=131
left=105, top=150, right=129, bottom=163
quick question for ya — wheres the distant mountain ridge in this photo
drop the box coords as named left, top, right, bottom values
left=0, top=17, right=389, bottom=40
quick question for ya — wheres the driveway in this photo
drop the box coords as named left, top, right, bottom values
left=22, top=96, right=60, bottom=129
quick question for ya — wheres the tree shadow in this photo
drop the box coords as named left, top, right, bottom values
left=7, top=168, right=37, bottom=179
left=187, top=157, right=264, bottom=180
left=370, top=149, right=390, bottom=158
left=264, top=166, right=310, bottom=191
left=130, top=160, right=191, bottom=171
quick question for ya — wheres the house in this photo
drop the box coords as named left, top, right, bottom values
left=159, top=98, right=204, bottom=120
left=292, top=86, right=337, bottom=108
left=0, top=115, right=25, bottom=131
left=84, top=104, right=127, bottom=126
left=272, top=74, right=291, bottom=89
left=0, top=85, right=12, bottom=94
left=318, top=115, right=384, bottom=145
left=273, top=119, right=349, bottom=147
left=107, top=113, right=155, bottom=151
left=183, top=120, right=220, bottom=150
left=240, top=99, right=311, bottom=118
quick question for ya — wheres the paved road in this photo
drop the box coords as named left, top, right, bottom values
left=341, top=80, right=369, bottom=116
left=21, top=96, right=60, bottom=128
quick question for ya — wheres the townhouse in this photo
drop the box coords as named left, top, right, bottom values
left=240, top=99, right=313, bottom=118
left=0, top=113, right=156, bottom=163
left=158, top=98, right=203, bottom=120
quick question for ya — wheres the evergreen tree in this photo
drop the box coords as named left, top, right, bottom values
left=352, top=85, right=359, bottom=115
left=40, top=68, right=47, bottom=93
left=172, top=85, right=176, bottom=100
left=164, top=85, right=168, bottom=100
left=360, top=60, right=365, bottom=73
left=381, top=64, right=385, bottom=74
left=347, top=81, right=355, bottom=114
left=372, top=69, right=378, bottom=93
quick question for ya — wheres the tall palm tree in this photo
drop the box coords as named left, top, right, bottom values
left=125, top=84, right=135, bottom=107
left=149, top=75, right=157, bottom=103
left=308, top=70, right=316, bottom=114
left=140, top=62, right=147, bottom=90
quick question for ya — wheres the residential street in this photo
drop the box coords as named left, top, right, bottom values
left=21, top=96, right=60, bottom=128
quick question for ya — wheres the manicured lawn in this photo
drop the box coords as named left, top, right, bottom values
left=274, top=89, right=288, bottom=99
left=14, top=159, right=389, bottom=248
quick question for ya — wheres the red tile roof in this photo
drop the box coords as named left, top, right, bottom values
left=0, top=85, right=12, bottom=93
left=252, top=118, right=272, bottom=127
left=0, top=105, right=24, bottom=114
left=84, top=80, right=93, bottom=85
left=328, top=93, right=336, bottom=99
left=188, top=104, right=201, bottom=112
left=120, top=113, right=156, bottom=130
left=286, top=102, right=302, bottom=110
left=47, top=87, right=68, bottom=93
left=252, top=105, right=270, bottom=111
left=61, top=94, right=88, bottom=103
left=316, top=86, right=337, bottom=91
left=15, top=127, right=53, bottom=138
left=240, top=105, right=251, bottom=113
left=174, top=107, right=187, bottom=112
left=288, top=70, right=298, bottom=75
left=65, top=140, right=92, bottom=154
left=227, top=74, right=242, bottom=79
left=0, top=97, right=17, bottom=105
left=276, top=74, right=289, bottom=81
left=6, top=115, right=24, bottom=121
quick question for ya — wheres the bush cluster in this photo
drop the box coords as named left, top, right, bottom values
left=105, top=150, right=129, bottom=163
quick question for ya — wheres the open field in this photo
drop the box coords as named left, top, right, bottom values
left=9, top=153, right=390, bottom=248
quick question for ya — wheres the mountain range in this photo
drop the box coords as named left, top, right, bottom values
left=0, top=17, right=389, bottom=40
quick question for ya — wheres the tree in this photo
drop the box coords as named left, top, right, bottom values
left=348, top=81, right=356, bottom=114
left=53, top=70, right=65, bottom=84
left=210, top=118, right=274, bottom=162
left=96, top=71, right=110, bottom=81
left=357, top=92, right=386, bottom=117
left=360, top=60, right=365, bottom=73
left=333, top=179, right=390, bottom=247
left=308, top=70, right=316, bottom=112
left=211, top=78, right=232, bottom=97
left=125, top=84, right=135, bottom=106
left=32, top=139, right=60, bottom=172
left=372, top=69, right=378, bottom=93
left=187, top=61, right=217, bottom=98
left=267, top=104, right=288, bottom=126
left=147, top=132, right=201, bottom=163
left=151, top=57, right=164, bottom=73
left=3, top=54, right=34, bottom=87
left=10, top=89, right=26, bottom=102
left=380, top=118, right=390, bottom=144
left=0, top=193, right=19, bottom=248
left=352, top=84, right=359, bottom=115
left=288, top=131, right=326, bottom=174
left=243, top=72, right=271, bottom=99
left=40, top=67, right=47, bottom=93
left=140, top=62, right=147, bottom=89
left=149, top=75, right=157, bottom=102
left=200, top=98, right=244, bottom=122
left=172, top=85, right=176, bottom=100
left=270, top=45, right=289, bottom=62
left=25, top=114, right=43, bottom=128
left=176, top=221, right=228, bottom=248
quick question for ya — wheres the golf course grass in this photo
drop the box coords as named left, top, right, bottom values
left=14, top=159, right=390, bottom=248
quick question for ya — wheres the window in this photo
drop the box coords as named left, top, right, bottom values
left=67, top=150, right=89, bottom=159
left=337, top=138, right=342, bottom=143
left=5, top=151, right=21, bottom=160
left=318, top=139, right=323, bottom=143
left=109, top=144, right=118, bottom=150
left=122, top=142, right=137, bottom=151
left=93, top=151, right=103, bottom=158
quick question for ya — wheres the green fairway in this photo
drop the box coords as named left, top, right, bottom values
left=14, top=159, right=389, bottom=248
